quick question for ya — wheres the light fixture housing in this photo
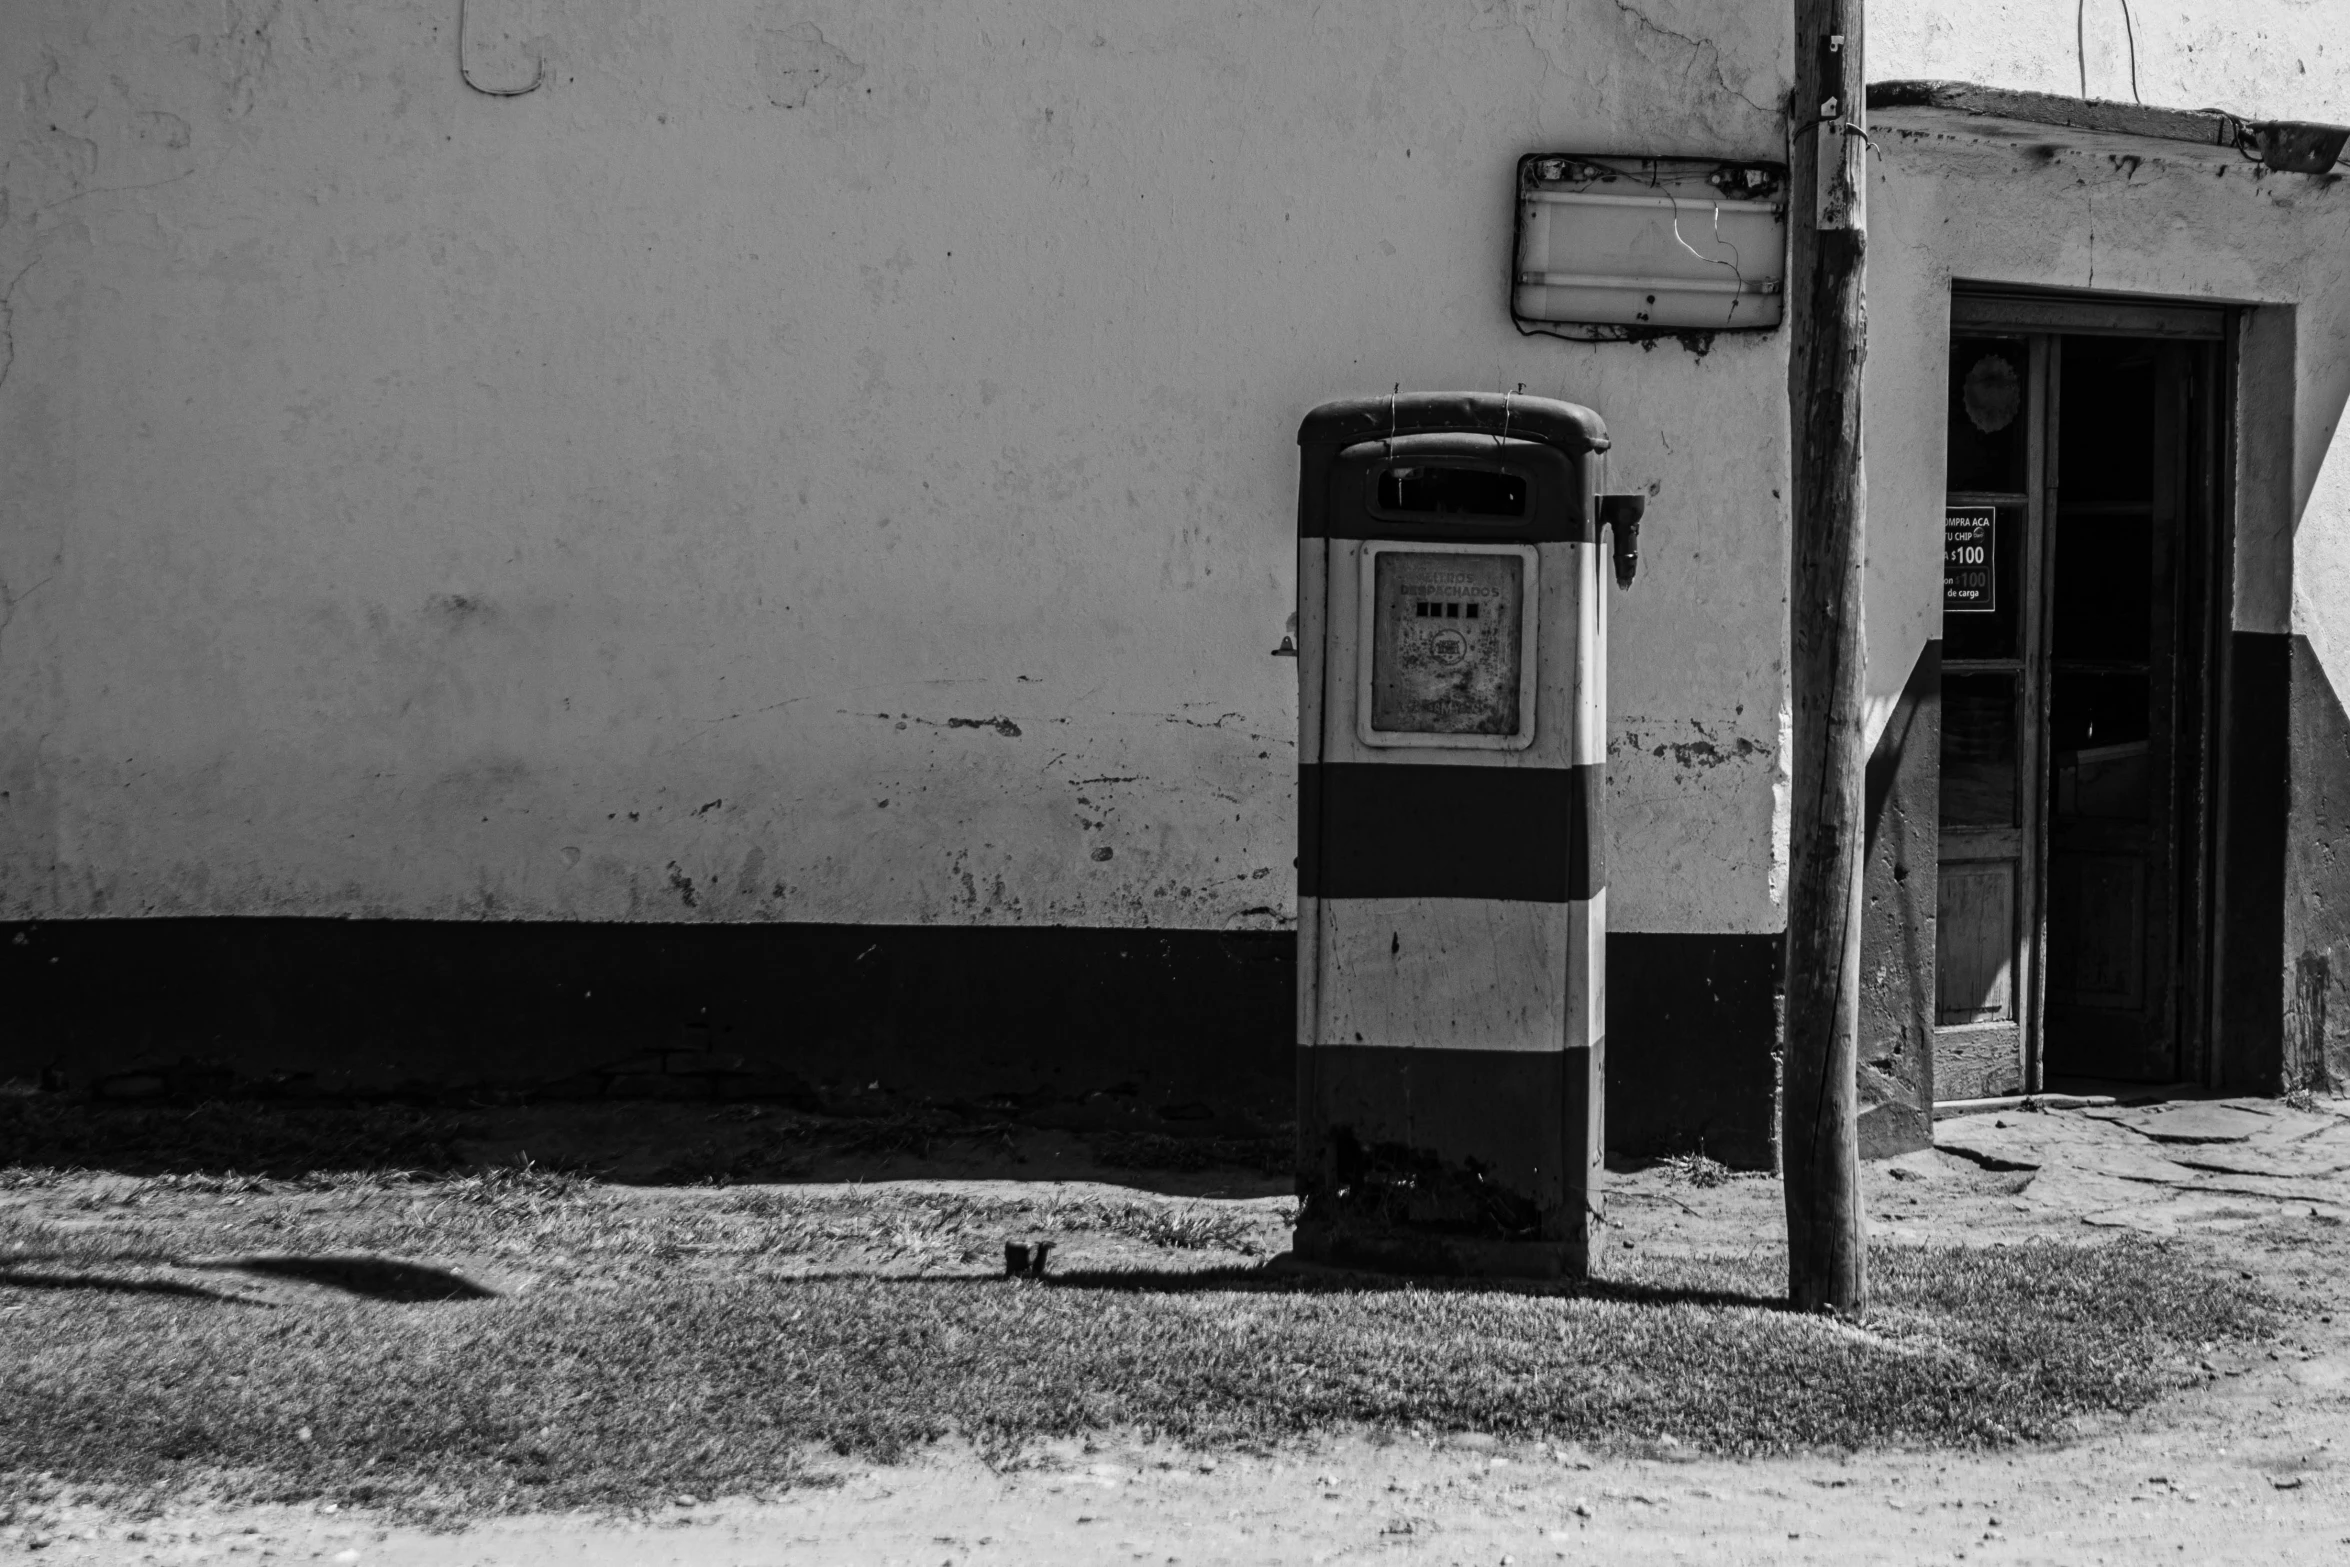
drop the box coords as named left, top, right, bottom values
left=1512, top=155, right=1789, bottom=340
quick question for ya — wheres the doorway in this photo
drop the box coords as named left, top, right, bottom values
left=1934, top=297, right=2228, bottom=1097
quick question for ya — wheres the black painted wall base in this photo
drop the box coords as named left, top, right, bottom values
left=2222, top=632, right=2291, bottom=1093
left=0, top=919, right=1296, bottom=1124
left=1604, top=932, right=1783, bottom=1170
left=4, top=919, right=1789, bottom=1166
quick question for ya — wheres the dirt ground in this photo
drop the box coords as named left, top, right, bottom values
left=10, top=1094, right=2350, bottom=1565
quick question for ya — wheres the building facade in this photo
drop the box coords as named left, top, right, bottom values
left=4, top=3, right=2346, bottom=1161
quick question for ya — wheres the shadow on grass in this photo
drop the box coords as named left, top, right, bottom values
left=0, top=1269, right=259, bottom=1305
left=2, top=1254, right=494, bottom=1304
left=1048, top=1265, right=1786, bottom=1309
left=196, top=1255, right=499, bottom=1302
left=767, top=1263, right=1787, bottom=1310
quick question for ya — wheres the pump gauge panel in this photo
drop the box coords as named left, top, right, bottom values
left=1358, top=541, right=1539, bottom=750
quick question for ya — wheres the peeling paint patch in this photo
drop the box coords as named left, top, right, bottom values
left=1612, top=720, right=1771, bottom=774
left=1649, top=737, right=1760, bottom=769
left=758, top=17, right=865, bottom=110
left=425, top=592, right=494, bottom=628
left=132, top=110, right=192, bottom=151
left=219, top=0, right=289, bottom=118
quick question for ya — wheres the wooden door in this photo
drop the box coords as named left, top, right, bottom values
left=2042, top=340, right=2186, bottom=1081
left=1932, top=297, right=2227, bottom=1104
left=1934, top=334, right=2045, bottom=1100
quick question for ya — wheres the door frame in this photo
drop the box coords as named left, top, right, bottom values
left=1941, top=285, right=2236, bottom=1095
left=2195, top=313, right=2241, bottom=1092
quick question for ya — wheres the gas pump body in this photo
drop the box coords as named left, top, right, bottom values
left=1294, top=393, right=1623, bottom=1280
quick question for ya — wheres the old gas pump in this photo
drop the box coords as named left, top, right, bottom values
left=1292, top=392, right=1642, bottom=1279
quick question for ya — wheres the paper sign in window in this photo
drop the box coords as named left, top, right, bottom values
left=1945, top=508, right=1996, bottom=613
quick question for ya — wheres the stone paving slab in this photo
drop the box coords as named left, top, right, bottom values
left=2245, top=1112, right=2348, bottom=1148
left=1934, top=1096, right=2350, bottom=1235
left=2012, top=1163, right=2166, bottom=1216
left=2167, top=1146, right=2350, bottom=1180
left=1929, top=1114, right=2055, bottom=1171
left=2083, top=1101, right=2287, bottom=1144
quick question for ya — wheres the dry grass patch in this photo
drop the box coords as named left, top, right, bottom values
left=0, top=1170, right=2278, bottom=1524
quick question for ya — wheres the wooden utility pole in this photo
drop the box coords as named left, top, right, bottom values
left=1783, top=0, right=1870, bottom=1313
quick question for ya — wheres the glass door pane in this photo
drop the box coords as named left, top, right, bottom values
left=1941, top=673, right=2019, bottom=827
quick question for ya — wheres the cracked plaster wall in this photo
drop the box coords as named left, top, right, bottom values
left=1865, top=95, right=2350, bottom=1097
left=1864, top=115, right=2350, bottom=750
left=1868, top=4, right=2350, bottom=747
left=1861, top=16, right=2350, bottom=1103
left=0, top=1, right=1795, bottom=935
left=1877, top=2, right=2342, bottom=127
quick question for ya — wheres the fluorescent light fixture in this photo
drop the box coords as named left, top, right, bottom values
left=1512, top=156, right=1788, bottom=338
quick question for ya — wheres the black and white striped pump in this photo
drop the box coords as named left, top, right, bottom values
left=1291, top=392, right=1642, bottom=1281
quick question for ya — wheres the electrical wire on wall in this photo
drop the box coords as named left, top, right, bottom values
left=2078, top=0, right=2143, bottom=104
left=460, top=0, right=544, bottom=97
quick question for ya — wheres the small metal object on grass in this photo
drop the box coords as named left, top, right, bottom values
left=1003, top=1240, right=1054, bottom=1278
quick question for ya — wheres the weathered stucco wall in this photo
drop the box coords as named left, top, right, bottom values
left=1866, top=97, right=2350, bottom=1101
left=0, top=1, right=1796, bottom=937
left=1871, top=1, right=2350, bottom=682
left=1870, top=0, right=2350, bottom=741
left=1874, top=0, right=2350, bottom=713
left=1865, top=115, right=2350, bottom=752
left=1879, top=0, right=2344, bottom=125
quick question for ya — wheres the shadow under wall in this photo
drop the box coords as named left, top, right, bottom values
left=0, top=921, right=1298, bottom=1122
left=2222, top=632, right=2292, bottom=1093
left=3, top=917, right=1795, bottom=1168
left=1603, top=931, right=1784, bottom=1170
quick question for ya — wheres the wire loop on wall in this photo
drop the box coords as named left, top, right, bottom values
left=2076, top=0, right=2143, bottom=105
left=460, top=0, right=545, bottom=98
